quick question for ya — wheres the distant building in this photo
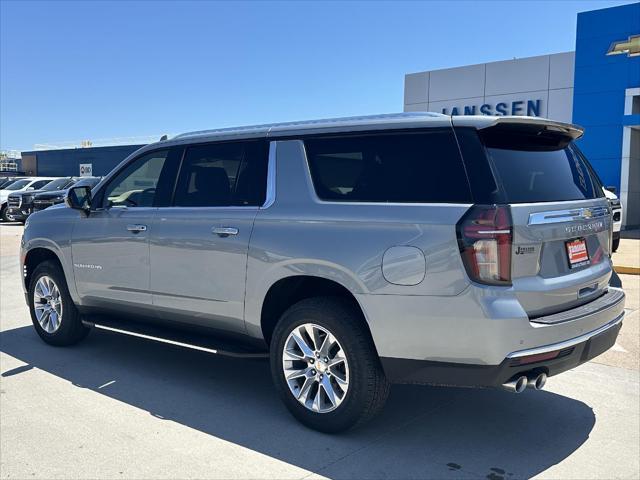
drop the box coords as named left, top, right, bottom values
left=0, top=151, right=22, bottom=173
left=21, top=144, right=145, bottom=177
left=20, top=134, right=165, bottom=177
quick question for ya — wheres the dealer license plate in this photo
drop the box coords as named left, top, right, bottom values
left=566, top=238, right=590, bottom=269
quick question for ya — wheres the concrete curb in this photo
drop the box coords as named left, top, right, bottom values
left=614, top=265, right=640, bottom=275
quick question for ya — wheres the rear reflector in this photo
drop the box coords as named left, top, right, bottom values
left=512, top=350, right=560, bottom=366
left=457, top=205, right=513, bottom=286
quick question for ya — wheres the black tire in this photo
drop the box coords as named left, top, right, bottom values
left=28, top=260, right=89, bottom=346
left=612, top=237, right=620, bottom=253
left=0, top=204, right=9, bottom=222
left=270, top=296, right=390, bottom=433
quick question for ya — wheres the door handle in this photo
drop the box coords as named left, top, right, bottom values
left=212, top=226, right=239, bottom=237
left=127, top=224, right=147, bottom=233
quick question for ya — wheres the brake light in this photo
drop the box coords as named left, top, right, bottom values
left=457, top=205, right=512, bottom=286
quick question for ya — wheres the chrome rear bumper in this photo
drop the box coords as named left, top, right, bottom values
left=508, top=311, right=624, bottom=359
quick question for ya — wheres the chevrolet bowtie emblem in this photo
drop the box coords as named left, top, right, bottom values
left=607, top=35, right=640, bottom=58
left=583, top=208, right=593, bottom=219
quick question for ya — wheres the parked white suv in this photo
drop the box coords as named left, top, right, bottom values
left=603, top=188, right=622, bottom=252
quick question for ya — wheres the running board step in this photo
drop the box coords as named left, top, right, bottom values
left=81, top=317, right=269, bottom=359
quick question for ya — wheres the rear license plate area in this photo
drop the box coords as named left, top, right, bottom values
left=566, top=238, right=590, bottom=269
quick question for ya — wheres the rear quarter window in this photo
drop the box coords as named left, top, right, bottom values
left=303, top=130, right=472, bottom=203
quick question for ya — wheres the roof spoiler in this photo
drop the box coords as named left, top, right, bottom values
left=452, top=115, right=584, bottom=140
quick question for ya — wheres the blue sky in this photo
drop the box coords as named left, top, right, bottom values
left=0, top=0, right=634, bottom=151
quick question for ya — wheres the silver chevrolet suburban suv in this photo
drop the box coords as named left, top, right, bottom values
left=21, top=113, right=626, bottom=432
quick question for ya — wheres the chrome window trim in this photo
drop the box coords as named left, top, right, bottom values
left=156, top=206, right=260, bottom=211
left=313, top=200, right=475, bottom=208
left=528, top=205, right=610, bottom=225
left=261, top=141, right=277, bottom=209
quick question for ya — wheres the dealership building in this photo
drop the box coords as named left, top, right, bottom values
left=404, top=3, right=639, bottom=228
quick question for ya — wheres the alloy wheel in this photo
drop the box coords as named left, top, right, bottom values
left=33, top=276, right=63, bottom=334
left=282, top=323, right=350, bottom=413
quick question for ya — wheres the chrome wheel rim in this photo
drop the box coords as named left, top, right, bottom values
left=33, top=276, right=63, bottom=334
left=282, top=323, right=349, bottom=413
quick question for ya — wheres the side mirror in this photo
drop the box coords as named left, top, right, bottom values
left=65, top=186, right=92, bottom=215
left=27, top=187, right=35, bottom=191
left=606, top=186, right=617, bottom=195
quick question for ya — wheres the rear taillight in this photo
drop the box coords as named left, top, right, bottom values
left=457, top=205, right=512, bottom=286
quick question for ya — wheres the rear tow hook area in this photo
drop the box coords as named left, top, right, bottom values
left=502, top=372, right=547, bottom=393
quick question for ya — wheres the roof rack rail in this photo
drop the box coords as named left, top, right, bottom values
left=172, top=112, right=445, bottom=141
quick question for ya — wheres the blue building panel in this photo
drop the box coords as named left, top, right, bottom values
left=577, top=124, right=624, bottom=157
left=573, top=90, right=626, bottom=125
left=573, top=2, right=640, bottom=191
left=590, top=157, right=623, bottom=191
left=628, top=58, right=640, bottom=87
left=575, top=3, right=640, bottom=40
left=574, top=62, right=632, bottom=93
left=22, top=145, right=145, bottom=177
left=622, top=114, right=640, bottom=126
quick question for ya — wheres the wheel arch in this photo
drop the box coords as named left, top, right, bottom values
left=23, top=247, right=66, bottom=292
left=259, top=275, right=377, bottom=352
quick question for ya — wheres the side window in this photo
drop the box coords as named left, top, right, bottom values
left=304, top=130, right=472, bottom=203
left=454, top=128, right=502, bottom=204
left=173, top=141, right=268, bottom=207
left=234, top=141, right=269, bottom=206
left=103, top=150, right=169, bottom=208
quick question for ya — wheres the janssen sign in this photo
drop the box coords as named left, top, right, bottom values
left=441, top=99, right=542, bottom=116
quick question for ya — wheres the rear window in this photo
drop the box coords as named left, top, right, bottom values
left=487, top=145, right=600, bottom=203
left=478, top=125, right=602, bottom=203
left=304, top=130, right=472, bottom=203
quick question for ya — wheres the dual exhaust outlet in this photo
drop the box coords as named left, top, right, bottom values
left=502, top=372, right=547, bottom=393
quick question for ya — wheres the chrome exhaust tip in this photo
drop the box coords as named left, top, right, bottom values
left=527, top=372, right=547, bottom=390
left=502, top=375, right=528, bottom=393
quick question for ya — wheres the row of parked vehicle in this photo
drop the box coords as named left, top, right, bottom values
left=0, top=175, right=102, bottom=223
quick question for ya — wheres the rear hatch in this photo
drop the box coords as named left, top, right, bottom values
left=454, top=117, right=612, bottom=318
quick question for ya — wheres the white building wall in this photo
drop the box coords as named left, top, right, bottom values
left=404, top=52, right=575, bottom=123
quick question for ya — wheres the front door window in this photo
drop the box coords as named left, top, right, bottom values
left=103, top=151, right=169, bottom=208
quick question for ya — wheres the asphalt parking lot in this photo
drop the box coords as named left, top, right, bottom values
left=1, top=222, right=638, bottom=480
